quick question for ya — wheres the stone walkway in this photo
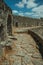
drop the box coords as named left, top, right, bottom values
left=13, top=33, right=43, bottom=65
left=0, top=32, right=43, bottom=65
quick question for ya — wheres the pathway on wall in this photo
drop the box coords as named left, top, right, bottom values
left=12, top=32, right=43, bottom=65
left=0, top=29, right=43, bottom=65
left=13, top=26, right=42, bottom=32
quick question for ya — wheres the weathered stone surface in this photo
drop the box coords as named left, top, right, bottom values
left=32, top=58, right=43, bottom=65
left=0, top=30, right=43, bottom=65
left=32, top=52, right=42, bottom=59
left=7, top=33, right=42, bottom=65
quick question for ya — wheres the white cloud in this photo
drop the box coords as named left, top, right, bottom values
left=15, top=2, right=24, bottom=8
left=12, top=5, right=43, bottom=18
left=25, top=12, right=34, bottom=15
left=12, top=10, right=18, bottom=14
left=15, top=0, right=27, bottom=8
left=31, top=13, right=40, bottom=18
left=32, top=5, right=43, bottom=17
left=18, top=12, right=24, bottom=16
left=32, top=5, right=43, bottom=12
left=25, top=12, right=39, bottom=18
left=15, top=0, right=37, bottom=8
left=22, top=0, right=27, bottom=4
left=12, top=10, right=40, bottom=18
left=12, top=10, right=24, bottom=16
left=27, top=0, right=37, bottom=8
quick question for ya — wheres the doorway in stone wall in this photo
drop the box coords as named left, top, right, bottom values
left=0, top=24, right=4, bottom=41
left=15, top=21, right=18, bottom=27
left=7, top=14, right=12, bottom=35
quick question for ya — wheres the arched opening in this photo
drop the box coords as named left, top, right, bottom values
left=0, top=24, right=4, bottom=41
left=15, top=21, right=18, bottom=27
left=7, top=14, right=12, bottom=35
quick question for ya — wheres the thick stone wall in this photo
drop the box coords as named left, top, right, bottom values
left=30, top=27, right=43, bottom=38
left=13, top=15, right=43, bottom=27
left=0, top=0, right=13, bottom=41
left=28, top=30, right=43, bottom=58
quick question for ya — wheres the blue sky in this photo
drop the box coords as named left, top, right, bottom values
left=4, top=0, right=43, bottom=18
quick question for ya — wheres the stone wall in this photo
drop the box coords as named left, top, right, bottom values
left=29, top=27, right=43, bottom=39
left=13, top=15, right=43, bottom=27
left=0, top=0, right=13, bottom=41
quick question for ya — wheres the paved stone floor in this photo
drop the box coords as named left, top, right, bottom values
left=0, top=32, right=43, bottom=65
